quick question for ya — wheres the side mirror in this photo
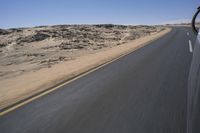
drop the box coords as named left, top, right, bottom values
left=192, top=6, right=200, bottom=35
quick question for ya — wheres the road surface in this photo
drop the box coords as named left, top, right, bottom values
left=0, top=27, right=196, bottom=133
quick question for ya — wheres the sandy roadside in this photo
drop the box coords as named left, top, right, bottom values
left=0, top=28, right=171, bottom=110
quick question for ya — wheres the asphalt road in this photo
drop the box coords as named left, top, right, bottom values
left=0, top=27, right=196, bottom=133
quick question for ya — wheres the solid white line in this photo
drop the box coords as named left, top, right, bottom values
left=189, top=40, right=193, bottom=53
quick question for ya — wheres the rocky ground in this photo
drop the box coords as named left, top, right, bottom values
left=0, top=24, right=164, bottom=80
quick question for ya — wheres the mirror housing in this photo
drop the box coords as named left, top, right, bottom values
left=192, top=6, right=200, bottom=35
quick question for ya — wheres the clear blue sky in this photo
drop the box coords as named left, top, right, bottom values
left=0, top=0, right=199, bottom=28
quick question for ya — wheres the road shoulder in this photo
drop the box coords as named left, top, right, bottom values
left=0, top=28, right=171, bottom=113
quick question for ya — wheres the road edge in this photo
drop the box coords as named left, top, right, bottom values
left=0, top=27, right=172, bottom=116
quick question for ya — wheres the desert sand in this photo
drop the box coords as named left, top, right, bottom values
left=0, top=25, right=169, bottom=110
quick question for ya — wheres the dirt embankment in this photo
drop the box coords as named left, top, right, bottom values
left=0, top=25, right=164, bottom=80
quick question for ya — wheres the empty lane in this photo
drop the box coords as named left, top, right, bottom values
left=0, top=27, right=194, bottom=133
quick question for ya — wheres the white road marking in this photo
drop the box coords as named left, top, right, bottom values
left=187, top=32, right=189, bottom=36
left=189, top=40, right=193, bottom=53
left=198, top=33, right=200, bottom=43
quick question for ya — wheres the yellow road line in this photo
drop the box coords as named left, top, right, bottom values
left=0, top=52, right=130, bottom=116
